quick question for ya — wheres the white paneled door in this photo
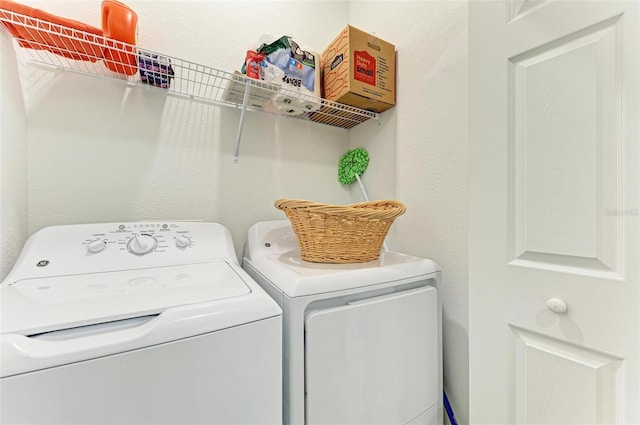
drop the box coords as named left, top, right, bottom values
left=469, top=1, right=639, bottom=424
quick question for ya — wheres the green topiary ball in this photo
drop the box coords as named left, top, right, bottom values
left=338, top=147, right=369, bottom=185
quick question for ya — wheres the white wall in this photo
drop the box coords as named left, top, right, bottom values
left=0, top=29, right=28, bottom=280
left=348, top=2, right=469, bottom=424
left=4, top=1, right=469, bottom=423
left=18, top=0, right=358, bottom=258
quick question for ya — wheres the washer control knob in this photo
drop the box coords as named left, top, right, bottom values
left=127, top=234, right=158, bottom=255
left=175, top=235, right=192, bottom=248
left=87, top=239, right=107, bottom=253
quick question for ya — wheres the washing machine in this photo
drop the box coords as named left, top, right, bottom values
left=0, top=221, right=282, bottom=425
left=242, top=220, right=443, bottom=425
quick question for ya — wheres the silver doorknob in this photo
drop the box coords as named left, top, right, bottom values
left=546, top=298, right=568, bottom=314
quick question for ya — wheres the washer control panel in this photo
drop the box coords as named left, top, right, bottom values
left=2, top=222, right=238, bottom=283
left=81, top=223, right=199, bottom=257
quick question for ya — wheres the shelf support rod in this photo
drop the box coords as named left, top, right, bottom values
left=233, top=81, right=252, bottom=163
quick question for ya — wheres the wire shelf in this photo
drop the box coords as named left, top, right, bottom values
left=0, top=8, right=378, bottom=130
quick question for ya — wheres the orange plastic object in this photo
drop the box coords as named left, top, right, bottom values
left=101, top=0, right=137, bottom=75
left=0, top=0, right=104, bottom=62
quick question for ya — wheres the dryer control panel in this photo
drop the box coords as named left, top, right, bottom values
left=2, top=222, right=239, bottom=284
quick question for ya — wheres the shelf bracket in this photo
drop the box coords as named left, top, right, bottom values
left=233, top=81, right=252, bottom=163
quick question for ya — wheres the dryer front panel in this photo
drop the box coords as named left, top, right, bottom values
left=304, top=286, right=438, bottom=424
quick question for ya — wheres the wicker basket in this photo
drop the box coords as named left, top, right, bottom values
left=274, top=199, right=406, bottom=263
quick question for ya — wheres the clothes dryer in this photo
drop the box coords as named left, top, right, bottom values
left=0, top=222, right=282, bottom=425
left=243, top=220, right=442, bottom=425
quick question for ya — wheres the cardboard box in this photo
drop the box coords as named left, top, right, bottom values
left=321, top=25, right=396, bottom=113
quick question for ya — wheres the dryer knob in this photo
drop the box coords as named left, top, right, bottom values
left=87, top=239, right=107, bottom=253
left=127, top=234, right=158, bottom=255
left=175, top=235, right=191, bottom=248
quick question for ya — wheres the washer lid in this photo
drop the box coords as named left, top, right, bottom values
left=0, top=262, right=250, bottom=336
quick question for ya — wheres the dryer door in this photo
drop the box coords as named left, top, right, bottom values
left=304, top=286, right=438, bottom=425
